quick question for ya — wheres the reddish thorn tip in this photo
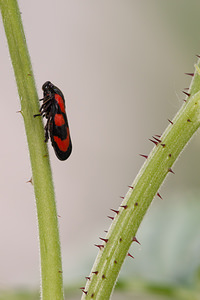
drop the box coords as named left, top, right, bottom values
left=157, top=192, right=163, bottom=200
left=104, top=230, right=108, bottom=233
left=185, top=73, right=194, bottom=76
left=85, top=276, right=90, bottom=280
left=168, top=168, right=175, bottom=174
left=94, top=244, right=104, bottom=250
left=161, top=143, right=166, bottom=147
left=99, top=237, right=109, bottom=243
left=120, top=196, right=124, bottom=199
left=167, top=119, right=173, bottom=125
left=139, top=154, right=148, bottom=159
left=120, top=205, right=128, bottom=209
left=82, top=290, right=88, bottom=295
left=108, top=216, right=114, bottom=220
left=80, top=287, right=88, bottom=294
left=196, top=54, right=200, bottom=58
left=182, top=91, right=191, bottom=97
left=128, top=185, right=134, bottom=189
left=92, top=271, right=98, bottom=275
left=110, top=209, right=119, bottom=214
left=132, top=236, right=141, bottom=245
left=127, top=252, right=134, bottom=259
left=153, top=136, right=161, bottom=143
left=26, top=178, right=33, bottom=184
left=149, top=139, right=158, bottom=145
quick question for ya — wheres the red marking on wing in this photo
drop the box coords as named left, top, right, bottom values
left=54, top=128, right=70, bottom=152
left=55, top=94, right=65, bottom=113
left=54, top=114, right=65, bottom=126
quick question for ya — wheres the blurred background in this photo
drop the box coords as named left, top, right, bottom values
left=1, top=0, right=200, bottom=299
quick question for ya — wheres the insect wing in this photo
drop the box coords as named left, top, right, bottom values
left=50, top=97, right=72, bottom=160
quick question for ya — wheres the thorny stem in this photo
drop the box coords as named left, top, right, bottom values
left=81, top=62, right=200, bottom=300
left=0, top=1, right=64, bottom=299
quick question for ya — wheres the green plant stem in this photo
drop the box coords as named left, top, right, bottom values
left=82, top=65, right=200, bottom=299
left=0, top=1, right=64, bottom=299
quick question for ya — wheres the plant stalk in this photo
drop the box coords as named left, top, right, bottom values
left=0, top=1, right=64, bottom=299
left=82, top=64, right=200, bottom=299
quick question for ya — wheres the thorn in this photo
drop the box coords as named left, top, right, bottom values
left=185, top=73, right=194, bottom=76
left=26, top=177, right=33, bottom=184
left=104, top=230, right=108, bottom=233
left=127, top=252, right=134, bottom=259
left=92, top=271, right=98, bottom=275
left=134, top=202, right=138, bottom=206
left=155, top=134, right=161, bottom=138
left=108, top=216, right=114, bottom=220
left=132, top=237, right=141, bottom=245
left=102, top=274, right=106, bottom=279
left=94, top=244, right=104, bottom=250
left=183, top=99, right=187, bottom=102
left=139, top=154, right=148, bottom=159
left=128, top=185, right=134, bottom=189
left=80, top=288, right=87, bottom=295
left=85, top=276, right=90, bottom=280
left=182, top=91, right=191, bottom=97
left=120, top=205, right=128, bottom=209
left=196, top=55, right=200, bottom=58
left=58, top=270, right=63, bottom=273
left=168, top=168, right=175, bottom=174
left=167, top=119, right=173, bottom=125
left=99, top=237, right=108, bottom=243
left=149, top=139, right=158, bottom=146
left=120, top=196, right=124, bottom=199
left=57, top=215, right=61, bottom=218
left=157, top=192, right=163, bottom=200
left=184, top=88, right=189, bottom=90
left=152, top=136, right=161, bottom=143
left=80, top=287, right=87, bottom=294
left=16, top=110, right=22, bottom=114
left=187, top=119, right=191, bottom=122
left=110, top=209, right=119, bottom=214
left=161, top=143, right=166, bottom=147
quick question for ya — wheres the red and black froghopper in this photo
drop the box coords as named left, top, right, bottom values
left=34, top=81, right=72, bottom=161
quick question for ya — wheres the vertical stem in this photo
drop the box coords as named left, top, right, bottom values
left=0, top=1, right=64, bottom=299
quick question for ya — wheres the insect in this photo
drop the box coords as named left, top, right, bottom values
left=34, top=81, right=72, bottom=161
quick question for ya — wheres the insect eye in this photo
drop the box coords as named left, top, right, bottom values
left=42, top=81, right=52, bottom=91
